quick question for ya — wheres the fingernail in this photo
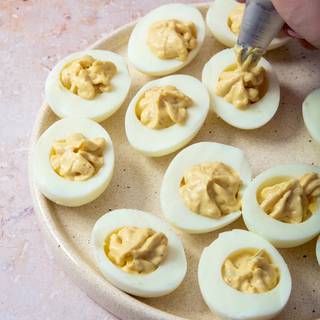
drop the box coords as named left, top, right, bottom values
left=287, top=28, right=303, bottom=39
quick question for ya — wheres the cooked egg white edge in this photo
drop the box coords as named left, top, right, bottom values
left=202, top=48, right=280, bottom=129
left=32, top=118, right=115, bottom=206
left=45, top=50, right=131, bottom=122
left=91, top=209, right=187, bottom=297
left=160, top=142, right=252, bottom=233
left=128, top=4, right=205, bottom=76
left=125, top=75, right=209, bottom=157
left=206, top=0, right=290, bottom=50
left=303, top=88, right=320, bottom=144
left=242, top=164, right=320, bottom=248
left=198, top=229, right=292, bottom=320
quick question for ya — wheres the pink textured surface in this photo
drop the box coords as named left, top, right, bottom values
left=0, top=1, right=202, bottom=319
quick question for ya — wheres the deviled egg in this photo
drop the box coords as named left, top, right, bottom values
left=91, top=209, right=187, bottom=297
left=198, top=229, right=292, bottom=320
left=45, top=50, right=131, bottom=122
left=202, top=48, right=280, bottom=129
left=160, top=142, right=252, bottom=233
left=32, top=118, right=114, bottom=206
left=242, top=164, right=320, bottom=248
left=206, top=0, right=290, bottom=50
left=303, top=88, right=320, bottom=143
left=128, top=4, right=205, bottom=76
left=125, top=74, right=209, bottom=157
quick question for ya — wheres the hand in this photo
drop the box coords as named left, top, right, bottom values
left=272, top=0, right=319, bottom=49
left=236, top=0, right=319, bottom=49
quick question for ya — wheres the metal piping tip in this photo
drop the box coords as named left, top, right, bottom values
left=237, top=0, right=284, bottom=60
left=237, top=44, right=264, bottom=64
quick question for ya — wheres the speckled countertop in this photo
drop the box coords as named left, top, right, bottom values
left=0, top=1, right=201, bottom=319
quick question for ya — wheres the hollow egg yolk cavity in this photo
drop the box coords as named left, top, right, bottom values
left=257, top=173, right=320, bottom=224
left=135, top=85, right=193, bottom=129
left=50, top=133, right=106, bottom=181
left=60, top=55, right=117, bottom=100
left=222, top=248, right=280, bottom=294
left=216, top=46, right=268, bottom=109
left=104, top=226, right=168, bottom=274
left=147, top=19, right=197, bottom=61
left=179, top=162, right=242, bottom=218
left=228, top=3, right=244, bottom=35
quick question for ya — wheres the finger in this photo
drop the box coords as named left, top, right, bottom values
left=298, top=39, right=318, bottom=50
left=283, top=24, right=304, bottom=39
left=283, top=24, right=317, bottom=50
left=236, top=0, right=318, bottom=50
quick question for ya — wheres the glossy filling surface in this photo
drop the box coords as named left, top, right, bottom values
left=147, top=19, right=197, bottom=61
left=222, top=248, right=280, bottom=293
left=135, top=86, right=193, bottom=129
left=179, top=162, right=242, bottom=218
left=257, top=173, right=320, bottom=223
left=104, top=226, right=168, bottom=274
left=60, top=55, right=117, bottom=99
left=50, top=133, right=106, bottom=181
left=216, top=47, right=267, bottom=109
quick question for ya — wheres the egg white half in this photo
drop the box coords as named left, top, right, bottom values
left=45, top=50, right=131, bottom=122
left=198, top=229, right=292, bottom=320
left=160, top=142, right=252, bottom=233
left=202, top=48, right=280, bottom=129
left=206, top=0, right=290, bottom=50
left=125, top=74, right=209, bottom=157
left=32, top=118, right=115, bottom=207
left=128, top=4, right=205, bottom=76
left=242, top=164, right=320, bottom=248
left=303, top=88, right=320, bottom=144
left=91, top=209, right=187, bottom=297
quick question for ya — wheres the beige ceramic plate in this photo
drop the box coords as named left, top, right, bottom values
left=29, top=4, right=320, bottom=320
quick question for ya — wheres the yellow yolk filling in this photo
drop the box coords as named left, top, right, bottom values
left=222, top=248, right=280, bottom=293
left=257, top=173, right=320, bottom=223
left=135, top=85, right=193, bottom=129
left=228, top=4, right=245, bottom=35
left=105, top=226, right=168, bottom=274
left=216, top=46, right=267, bottom=109
left=147, top=19, right=197, bottom=61
left=60, top=55, right=117, bottom=100
left=50, top=133, right=106, bottom=181
left=179, top=162, right=242, bottom=218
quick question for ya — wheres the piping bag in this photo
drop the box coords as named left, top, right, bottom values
left=237, top=0, right=285, bottom=62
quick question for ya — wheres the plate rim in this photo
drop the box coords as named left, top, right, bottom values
left=28, top=3, right=209, bottom=320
